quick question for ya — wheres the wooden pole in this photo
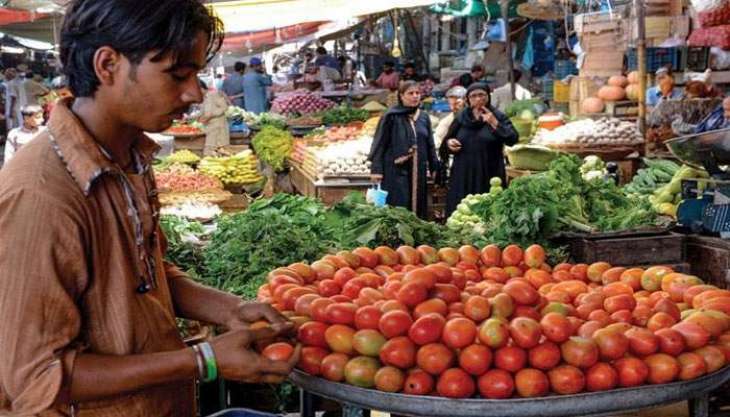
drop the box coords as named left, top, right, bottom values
left=636, top=0, right=647, bottom=137
left=501, top=0, right=515, bottom=99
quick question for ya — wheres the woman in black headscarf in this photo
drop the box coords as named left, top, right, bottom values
left=368, top=81, right=440, bottom=219
left=440, top=82, right=519, bottom=217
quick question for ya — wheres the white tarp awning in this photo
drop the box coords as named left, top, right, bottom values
left=211, top=0, right=439, bottom=33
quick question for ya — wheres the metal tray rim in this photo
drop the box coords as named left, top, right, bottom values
left=290, top=366, right=730, bottom=417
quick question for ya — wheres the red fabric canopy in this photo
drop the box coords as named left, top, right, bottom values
left=0, top=8, right=46, bottom=26
left=222, top=21, right=326, bottom=52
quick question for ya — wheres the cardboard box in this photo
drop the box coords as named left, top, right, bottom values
left=630, top=15, right=690, bottom=46
left=579, top=30, right=629, bottom=52
left=581, top=51, right=626, bottom=72
left=569, top=76, right=605, bottom=103
left=574, top=11, right=624, bottom=34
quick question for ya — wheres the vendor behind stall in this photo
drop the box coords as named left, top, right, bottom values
left=401, top=62, right=422, bottom=82
left=315, top=46, right=339, bottom=70
left=491, top=69, right=533, bottom=113
left=374, top=61, right=400, bottom=91
left=694, top=96, right=730, bottom=133
left=451, top=64, right=486, bottom=88
left=647, top=67, right=682, bottom=107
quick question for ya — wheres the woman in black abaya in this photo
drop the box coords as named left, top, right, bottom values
left=368, top=81, right=440, bottom=219
left=440, top=82, right=519, bottom=217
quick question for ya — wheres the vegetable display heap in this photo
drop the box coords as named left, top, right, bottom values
left=257, top=244, right=730, bottom=399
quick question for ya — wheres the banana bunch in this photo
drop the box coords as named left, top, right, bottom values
left=199, top=150, right=263, bottom=185
left=167, top=149, right=201, bottom=165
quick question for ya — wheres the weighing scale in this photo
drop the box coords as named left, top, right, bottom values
left=666, top=128, right=730, bottom=237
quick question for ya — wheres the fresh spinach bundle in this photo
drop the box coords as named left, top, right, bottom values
left=160, top=215, right=206, bottom=277
left=327, top=193, right=458, bottom=249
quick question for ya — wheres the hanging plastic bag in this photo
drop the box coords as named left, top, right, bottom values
left=366, top=183, right=388, bottom=207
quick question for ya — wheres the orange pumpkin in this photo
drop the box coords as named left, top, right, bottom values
left=597, top=85, right=626, bottom=102
left=581, top=97, right=605, bottom=114
left=608, top=75, right=629, bottom=88
left=627, top=71, right=641, bottom=84
left=625, top=84, right=640, bottom=102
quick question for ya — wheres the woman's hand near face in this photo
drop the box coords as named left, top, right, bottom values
left=481, top=107, right=499, bottom=128
left=447, top=138, right=462, bottom=153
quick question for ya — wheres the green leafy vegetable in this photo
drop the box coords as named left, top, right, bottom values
left=321, top=105, right=369, bottom=125
left=160, top=215, right=207, bottom=277
left=252, top=126, right=293, bottom=172
left=327, top=193, right=458, bottom=249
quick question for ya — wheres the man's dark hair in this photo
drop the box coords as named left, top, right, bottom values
left=60, top=0, right=224, bottom=97
left=512, top=69, right=522, bottom=83
left=384, top=61, right=395, bottom=68
left=316, top=46, right=327, bottom=55
left=471, top=64, right=484, bottom=73
left=234, top=61, right=246, bottom=73
left=404, top=62, right=415, bottom=70
left=24, top=71, right=34, bottom=79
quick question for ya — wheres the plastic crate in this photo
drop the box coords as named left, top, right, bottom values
left=681, top=46, right=710, bottom=72
left=553, top=80, right=570, bottom=103
left=206, top=408, right=280, bottom=417
left=626, top=47, right=683, bottom=72
left=554, top=59, right=578, bottom=79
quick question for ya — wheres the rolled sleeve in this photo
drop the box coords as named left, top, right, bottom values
left=0, top=189, right=88, bottom=415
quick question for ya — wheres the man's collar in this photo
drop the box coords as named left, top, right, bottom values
left=47, top=98, right=160, bottom=196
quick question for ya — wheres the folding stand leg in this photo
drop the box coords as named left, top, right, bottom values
left=342, top=403, right=364, bottom=417
left=689, top=394, right=710, bottom=417
left=300, top=389, right=316, bottom=417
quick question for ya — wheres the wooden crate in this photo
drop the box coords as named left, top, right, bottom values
left=574, top=11, right=624, bottom=34
left=685, top=235, right=730, bottom=289
left=580, top=30, right=629, bottom=53
left=569, top=77, right=603, bottom=103
left=566, top=233, right=685, bottom=266
left=604, top=100, right=639, bottom=117
left=173, top=135, right=205, bottom=156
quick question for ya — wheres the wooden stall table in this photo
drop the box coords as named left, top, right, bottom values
left=163, top=132, right=205, bottom=157
left=289, top=164, right=371, bottom=206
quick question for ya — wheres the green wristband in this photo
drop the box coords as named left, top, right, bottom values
left=198, top=342, right=218, bottom=383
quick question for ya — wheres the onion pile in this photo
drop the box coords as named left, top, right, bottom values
left=272, top=91, right=336, bottom=115
left=532, top=118, right=644, bottom=148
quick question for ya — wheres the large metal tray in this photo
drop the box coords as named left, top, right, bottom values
left=290, top=366, right=730, bottom=417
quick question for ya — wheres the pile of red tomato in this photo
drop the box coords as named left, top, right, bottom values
left=256, top=244, right=730, bottom=399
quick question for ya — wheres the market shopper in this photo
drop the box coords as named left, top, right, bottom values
left=222, top=61, right=246, bottom=108
left=374, top=61, right=400, bottom=90
left=3, top=68, right=21, bottom=130
left=0, top=2, right=299, bottom=416
left=368, top=81, right=440, bottom=219
left=3, top=104, right=45, bottom=164
left=200, top=87, right=231, bottom=155
left=434, top=86, right=467, bottom=149
left=243, top=57, right=273, bottom=114
left=440, top=83, right=519, bottom=217
left=18, top=71, right=50, bottom=113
